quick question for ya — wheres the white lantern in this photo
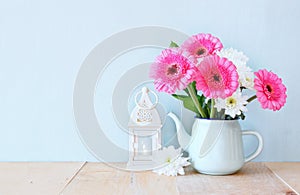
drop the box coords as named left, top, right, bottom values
left=127, top=87, right=162, bottom=170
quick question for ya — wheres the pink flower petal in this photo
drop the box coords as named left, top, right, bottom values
left=195, top=55, right=239, bottom=99
left=149, top=48, right=197, bottom=94
left=181, top=33, right=223, bottom=60
left=254, top=69, right=287, bottom=111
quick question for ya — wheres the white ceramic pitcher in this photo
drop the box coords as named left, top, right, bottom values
left=168, top=112, right=263, bottom=175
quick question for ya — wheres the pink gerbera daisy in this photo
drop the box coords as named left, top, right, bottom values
left=254, top=69, right=287, bottom=111
left=149, top=48, right=197, bottom=94
left=195, top=55, right=239, bottom=99
left=181, top=33, right=223, bottom=60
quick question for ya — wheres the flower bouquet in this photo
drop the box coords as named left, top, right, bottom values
left=149, top=33, right=287, bottom=175
left=150, top=33, right=287, bottom=119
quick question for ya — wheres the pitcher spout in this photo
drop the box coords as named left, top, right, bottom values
left=167, top=112, right=191, bottom=151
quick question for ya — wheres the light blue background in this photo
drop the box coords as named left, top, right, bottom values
left=0, top=0, right=299, bottom=161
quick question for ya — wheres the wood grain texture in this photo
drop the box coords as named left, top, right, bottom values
left=176, top=162, right=296, bottom=195
left=265, top=162, right=300, bottom=194
left=0, top=162, right=298, bottom=195
left=0, top=162, right=85, bottom=195
left=61, top=162, right=179, bottom=195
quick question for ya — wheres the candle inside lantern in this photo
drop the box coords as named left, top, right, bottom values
left=142, top=144, right=146, bottom=155
left=138, top=136, right=152, bottom=156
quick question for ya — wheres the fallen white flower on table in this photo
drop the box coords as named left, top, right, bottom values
left=152, top=146, right=190, bottom=176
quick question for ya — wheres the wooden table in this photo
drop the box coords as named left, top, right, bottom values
left=0, top=162, right=299, bottom=195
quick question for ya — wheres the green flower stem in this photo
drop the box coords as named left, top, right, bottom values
left=210, top=99, right=216, bottom=119
left=247, top=95, right=257, bottom=103
left=187, top=85, right=207, bottom=118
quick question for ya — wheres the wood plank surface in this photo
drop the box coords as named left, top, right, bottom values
left=62, top=162, right=298, bottom=195
left=265, top=162, right=300, bottom=194
left=0, top=162, right=298, bottom=195
left=0, top=162, right=85, bottom=195
left=61, top=162, right=178, bottom=195
left=176, top=162, right=296, bottom=195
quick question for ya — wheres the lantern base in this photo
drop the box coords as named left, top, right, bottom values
left=127, top=159, right=157, bottom=171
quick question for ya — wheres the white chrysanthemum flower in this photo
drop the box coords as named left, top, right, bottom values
left=217, top=48, right=254, bottom=89
left=152, top=146, right=190, bottom=176
left=217, top=48, right=248, bottom=67
left=215, top=92, right=248, bottom=118
left=239, top=70, right=254, bottom=90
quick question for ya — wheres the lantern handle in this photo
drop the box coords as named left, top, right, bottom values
left=134, top=87, right=158, bottom=109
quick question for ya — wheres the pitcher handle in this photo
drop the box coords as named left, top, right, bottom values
left=242, top=130, right=264, bottom=163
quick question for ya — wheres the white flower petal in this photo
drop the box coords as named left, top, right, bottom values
left=220, top=91, right=248, bottom=118
left=216, top=48, right=249, bottom=68
left=152, top=147, right=190, bottom=177
left=214, top=98, right=226, bottom=112
left=217, top=48, right=254, bottom=89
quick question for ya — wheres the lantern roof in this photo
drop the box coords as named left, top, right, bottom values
left=128, top=87, right=162, bottom=129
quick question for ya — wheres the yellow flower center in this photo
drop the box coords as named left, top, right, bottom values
left=226, top=97, right=237, bottom=108
left=166, top=157, right=171, bottom=163
left=246, top=77, right=252, bottom=82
